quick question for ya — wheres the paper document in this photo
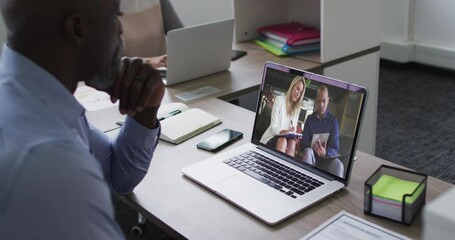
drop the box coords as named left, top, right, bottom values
left=301, top=211, right=411, bottom=240
left=74, top=85, right=118, bottom=111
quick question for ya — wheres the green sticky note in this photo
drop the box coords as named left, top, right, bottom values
left=372, top=174, right=424, bottom=204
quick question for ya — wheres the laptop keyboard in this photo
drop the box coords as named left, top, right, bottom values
left=223, top=150, right=324, bottom=199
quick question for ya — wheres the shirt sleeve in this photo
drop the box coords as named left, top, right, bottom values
left=326, top=117, right=340, bottom=158
left=110, top=116, right=160, bottom=194
left=270, top=96, right=285, bottom=135
left=88, top=115, right=160, bottom=195
left=301, top=115, right=312, bottom=149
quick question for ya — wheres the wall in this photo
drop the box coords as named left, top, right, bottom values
left=381, top=0, right=411, bottom=43
left=413, top=0, right=455, bottom=49
left=120, top=0, right=233, bottom=26
left=170, top=0, right=233, bottom=26
left=412, top=0, right=455, bottom=69
left=324, top=52, right=379, bottom=155
left=3, top=0, right=455, bottom=70
left=0, top=0, right=234, bottom=52
left=381, top=0, right=455, bottom=70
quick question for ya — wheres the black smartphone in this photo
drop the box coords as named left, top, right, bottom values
left=231, top=50, right=247, bottom=61
left=197, top=129, right=243, bottom=152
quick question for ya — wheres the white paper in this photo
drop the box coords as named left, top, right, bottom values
left=301, top=211, right=411, bottom=240
left=74, top=86, right=118, bottom=111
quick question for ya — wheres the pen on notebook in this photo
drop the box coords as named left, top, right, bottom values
left=115, top=109, right=182, bottom=126
left=158, top=109, right=182, bottom=121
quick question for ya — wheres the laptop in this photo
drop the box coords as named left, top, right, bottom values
left=181, top=61, right=368, bottom=225
left=162, top=18, right=234, bottom=86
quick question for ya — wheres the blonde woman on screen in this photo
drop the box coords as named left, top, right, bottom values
left=260, top=76, right=306, bottom=156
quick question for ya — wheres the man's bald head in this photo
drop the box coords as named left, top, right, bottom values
left=0, top=0, right=123, bottom=93
left=0, top=0, right=101, bottom=46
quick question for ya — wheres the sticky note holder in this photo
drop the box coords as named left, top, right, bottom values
left=364, top=165, right=427, bottom=225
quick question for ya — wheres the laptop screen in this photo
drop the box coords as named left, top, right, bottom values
left=252, top=62, right=368, bottom=183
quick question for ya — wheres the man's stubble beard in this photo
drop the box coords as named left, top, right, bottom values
left=85, top=37, right=125, bottom=92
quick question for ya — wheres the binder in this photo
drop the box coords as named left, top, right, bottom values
left=255, top=38, right=320, bottom=56
left=257, top=21, right=320, bottom=46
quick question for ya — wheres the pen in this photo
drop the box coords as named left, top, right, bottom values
left=158, top=109, right=182, bottom=121
left=116, top=109, right=182, bottom=125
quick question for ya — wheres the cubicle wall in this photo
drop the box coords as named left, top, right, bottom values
left=324, top=52, right=380, bottom=155
left=233, top=0, right=380, bottom=155
left=171, top=0, right=233, bottom=26
left=381, top=0, right=455, bottom=70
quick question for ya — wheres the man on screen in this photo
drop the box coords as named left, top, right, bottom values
left=300, top=85, right=344, bottom=177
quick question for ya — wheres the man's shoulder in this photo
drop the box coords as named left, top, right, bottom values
left=1, top=140, right=106, bottom=211
left=307, top=112, right=319, bottom=120
left=1, top=139, right=102, bottom=194
left=325, top=111, right=338, bottom=122
left=26, top=140, right=100, bottom=174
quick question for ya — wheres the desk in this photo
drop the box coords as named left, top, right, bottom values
left=87, top=43, right=452, bottom=240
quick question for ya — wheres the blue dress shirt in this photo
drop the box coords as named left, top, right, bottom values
left=301, top=111, right=340, bottom=158
left=0, top=44, right=160, bottom=239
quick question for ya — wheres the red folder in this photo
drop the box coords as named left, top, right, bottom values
left=257, top=22, right=320, bottom=46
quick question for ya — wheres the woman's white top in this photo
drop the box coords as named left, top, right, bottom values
left=260, top=95, right=300, bottom=144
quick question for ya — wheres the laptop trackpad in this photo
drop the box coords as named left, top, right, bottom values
left=214, top=175, right=268, bottom=202
left=214, top=175, right=292, bottom=224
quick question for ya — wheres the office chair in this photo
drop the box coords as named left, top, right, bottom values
left=130, top=213, right=147, bottom=236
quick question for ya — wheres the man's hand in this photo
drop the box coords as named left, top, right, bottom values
left=143, top=55, right=167, bottom=68
left=110, top=57, right=165, bottom=128
left=312, top=139, right=327, bottom=158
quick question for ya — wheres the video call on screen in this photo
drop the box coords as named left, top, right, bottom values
left=253, top=68, right=365, bottom=178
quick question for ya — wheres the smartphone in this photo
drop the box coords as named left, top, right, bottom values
left=197, top=129, right=243, bottom=152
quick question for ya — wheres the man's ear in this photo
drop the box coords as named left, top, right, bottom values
left=62, top=14, right=84, bottom=46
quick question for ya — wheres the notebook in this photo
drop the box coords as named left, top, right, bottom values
left=257, top=21, right=320, bottom=46
left=163, top=18, right=234, bottom=86
left=181, top=61, right=368, bottom=225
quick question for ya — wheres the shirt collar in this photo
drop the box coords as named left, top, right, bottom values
left=315, top=110, right=328, bottom=120
left=0, top=44, right=85, bottom=124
